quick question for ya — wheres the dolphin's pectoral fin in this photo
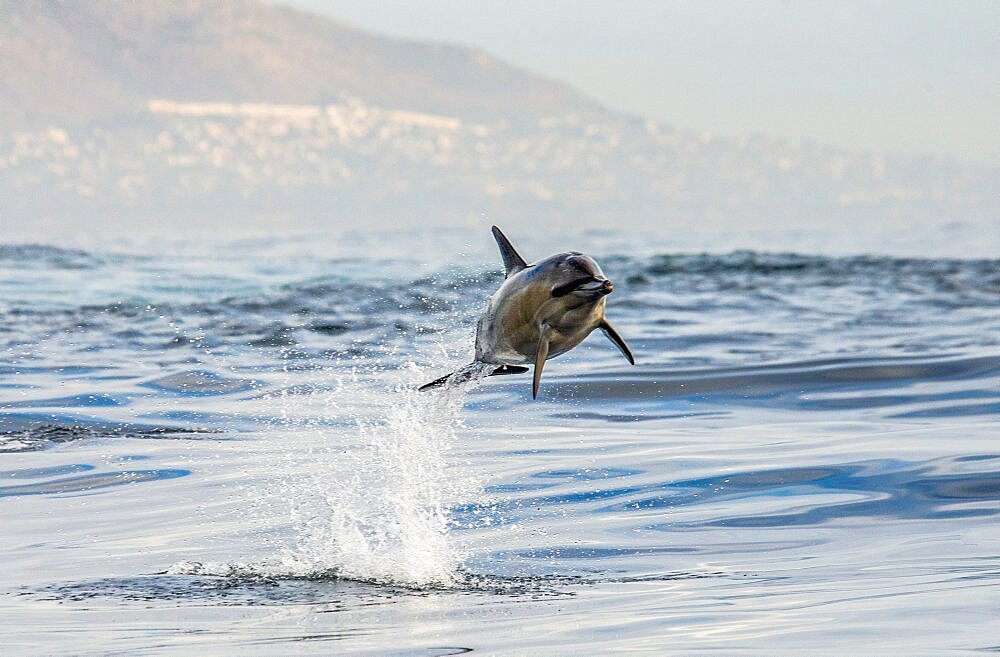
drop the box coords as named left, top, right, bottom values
left=599, top=319, right=635, bottom=365
left=532, top=332, right=551, bottom=400
left=491, top=226, right=528, bottom=278
left=488, top=365, right=529, bottom=377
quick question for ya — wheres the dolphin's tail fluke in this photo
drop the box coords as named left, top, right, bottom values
left=418, top=363, right=529, bottom=391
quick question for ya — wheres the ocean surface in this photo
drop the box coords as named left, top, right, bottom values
left=1, top=225, right=999, bottom=656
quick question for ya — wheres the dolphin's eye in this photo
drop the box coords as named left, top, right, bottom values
left=551, top=277, right=598, bottom=297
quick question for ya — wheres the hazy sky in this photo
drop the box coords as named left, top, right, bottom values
left=280, top=0, right=998, bottom=165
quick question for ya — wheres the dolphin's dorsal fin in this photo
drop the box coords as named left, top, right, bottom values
left=491, top=226, right=528, bottom=278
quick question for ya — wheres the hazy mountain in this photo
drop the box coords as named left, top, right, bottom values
left=0, top=0, right=608, bottom=128
left=0, top=0, right=995, bottom=243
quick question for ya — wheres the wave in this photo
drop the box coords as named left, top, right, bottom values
left=0, top=244, right=109, bottom=269
left=3, top=248, right=996, bottom=308
left=0, top=418, right=218, bottom=452
left=618, top=251, right=1000, bottom=277
left=3, top=250, right=997, bottom=350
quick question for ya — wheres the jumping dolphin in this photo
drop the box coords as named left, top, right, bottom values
left=419, top=226, right=634, bottom=399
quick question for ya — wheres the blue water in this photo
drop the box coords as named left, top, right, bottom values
left=1, top=227, right=999, bottom=655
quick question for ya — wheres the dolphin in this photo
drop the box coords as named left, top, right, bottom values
left=420, top=225, right=634, bottom=399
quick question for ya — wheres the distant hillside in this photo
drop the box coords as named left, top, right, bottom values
left=0, top=0, right=995, bottom=240
left=0, top=0, right=609, bottom=128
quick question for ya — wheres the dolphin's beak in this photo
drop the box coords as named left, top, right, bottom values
left=576, top=278, right=614, bottom=295
left=554, top=277, right=614, bottom=298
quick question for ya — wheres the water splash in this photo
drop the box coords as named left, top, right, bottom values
left=236, top=360, right=486, bottom=587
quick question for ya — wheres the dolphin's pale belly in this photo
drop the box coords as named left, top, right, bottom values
left=475, top=279, right=604, bottom=365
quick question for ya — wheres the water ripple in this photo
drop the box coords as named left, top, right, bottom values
left=0, top=467, right=190, bottom=496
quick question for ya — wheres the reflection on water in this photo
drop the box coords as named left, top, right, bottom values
left=459, top=457, right=1000, bottom=533
left=0, top=466, right=189, bottom=497
left=1, top=237, right=998, bottom=654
